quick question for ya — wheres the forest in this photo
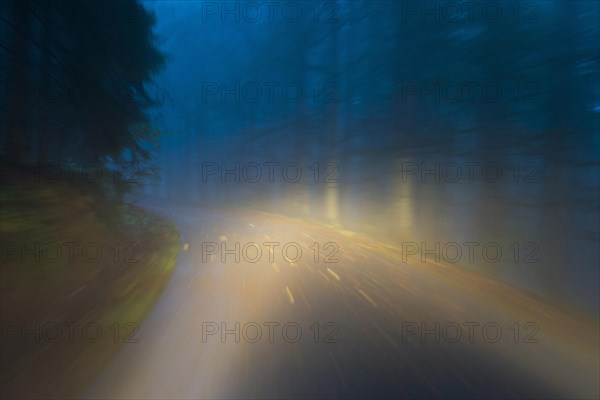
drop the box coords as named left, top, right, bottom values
left=1, top=1, right=599, bottom=399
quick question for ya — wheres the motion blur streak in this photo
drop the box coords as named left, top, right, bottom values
left=84, top=205, right=597, bottom=399
left=1, top=0, right=598, bottom=399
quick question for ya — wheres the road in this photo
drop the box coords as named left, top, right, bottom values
left=84, top=205, right=599, bottom=399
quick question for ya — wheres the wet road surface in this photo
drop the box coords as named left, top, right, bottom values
left=84, top=205, right=599, bottom=399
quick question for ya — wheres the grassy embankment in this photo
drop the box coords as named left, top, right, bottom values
left=0, top=176, right=180, bottom=398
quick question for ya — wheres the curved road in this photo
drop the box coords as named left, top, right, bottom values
left=84, top=205, right=599, bottom=399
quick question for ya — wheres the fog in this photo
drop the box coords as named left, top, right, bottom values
left=142, top=1, right=599, bottom=313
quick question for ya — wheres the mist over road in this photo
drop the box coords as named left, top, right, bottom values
left=84, top=204, right=599, bottom=399
left=3, top=0, right=599, bottom=398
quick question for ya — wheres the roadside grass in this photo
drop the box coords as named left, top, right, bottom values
left=0, top=180, right=180, bottom=398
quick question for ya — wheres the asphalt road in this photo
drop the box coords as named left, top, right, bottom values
left=84, top=205, right=599, bottom=399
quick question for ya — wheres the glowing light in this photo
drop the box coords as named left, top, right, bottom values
left=285, top=286, right=295, bottom=304
left=327, top=267, right=340, bottom=281
left=358, top=288, right=378, bottom=308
